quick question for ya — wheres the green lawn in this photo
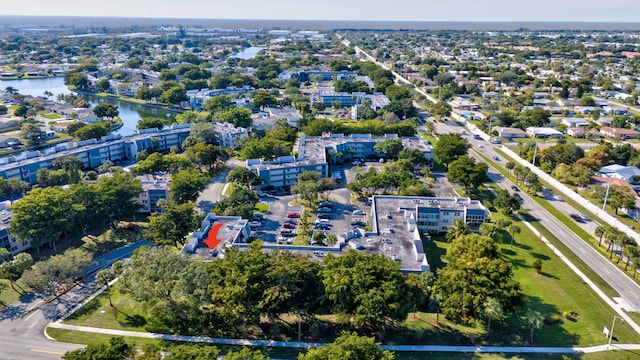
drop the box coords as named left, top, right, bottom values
left=43, top=113, right=62, bottom=119
left=0, top=278, right=32, bottom=307
left=255, top=202, right=270, bottom=214
left=64, top=288, right=151, bottom=332
left=492, top=148, right=640, bottom=287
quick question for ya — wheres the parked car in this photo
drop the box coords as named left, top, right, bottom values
left=314, top=223, right=330, bottom=229
left=318, top=207, right=332, bottom=213
left=319, top=201, right=333, bottom=208
left=280, top=230, right=296, bottom=237
left=317, top=213, right=332, bottom=219
left=287, top=212, right=301, bottom=218
left=352, top=210, right=366, bottom=215
left=283, top=222, right=296, bottom=229
left=249, top=221, right=262, bottom=228
left=252, top=213, right=264, bottom=221
left=283, top=219, right=297, bottom=224
left=351, top=220, right=366, bottom=227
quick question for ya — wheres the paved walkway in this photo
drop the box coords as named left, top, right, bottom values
left=46, top=322, right=640, bottom=354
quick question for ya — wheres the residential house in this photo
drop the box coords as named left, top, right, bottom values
left=600, top=127, right=639, bottom=139
left=493, top=126, right=526, bottom=139
left=561, top=118, right=589, bottom=128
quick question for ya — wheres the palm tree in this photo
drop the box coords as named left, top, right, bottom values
left=96, top=268, right=115, bottom=308
left=595, top=225, right=609, bottom=247
left=483, top=297, right=503, bottom=339
left=429, top=293, right=443, bottom=325
left=507, top=224, right=521, bottom=247
left=4, top=86, right=17, bottom=95
left=604, top=229, right=621, bottom=258
left=446, top=218, right=470, bottom=242
left=526, top=310, right=544, bottom=345
left=479, top=223, right=498, bottom=239
left=622, top=244, right=638, bottom=271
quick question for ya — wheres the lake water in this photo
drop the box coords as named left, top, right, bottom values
left=231, top=46, right=265, bottom=60
left=0, top=77, right=177, bottom=135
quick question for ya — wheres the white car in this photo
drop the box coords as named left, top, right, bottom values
left=353, top=210, right=366, bottom=215
left=249, top=221, right=262, bottom=227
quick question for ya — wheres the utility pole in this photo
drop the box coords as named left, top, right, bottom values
left=603, top=177, right=613, bottom=211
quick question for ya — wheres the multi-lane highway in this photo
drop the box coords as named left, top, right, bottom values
left=434, top=118, right=640, bottom=311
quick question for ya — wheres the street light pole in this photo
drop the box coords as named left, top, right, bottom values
left=297, top=312, right=302, bottom=342
left=608, top=315, right=624, bottom=350
left=603, top=177, right=613, bottom=211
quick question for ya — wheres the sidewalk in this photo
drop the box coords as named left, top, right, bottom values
left=46, top=322, right=640, bottom=354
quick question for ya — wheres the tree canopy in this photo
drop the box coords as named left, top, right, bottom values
left=435, top=233, right=522, bottom=324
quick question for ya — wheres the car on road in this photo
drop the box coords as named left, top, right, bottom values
left=493, top=156, right=500, bottom=161
left=577, top=213, right=589, bottom=222
left=511, top=185, right=519, bottom=192
left=318, top=207, right=332, bottom=213
left=287, top=212, right=301, bottom=218
left=570, top=214, right=585, bottom=223
left=552, top=194, right=563, bottom=201
left=513, top=193, right=523, bottom=201
left=478, top=144, right=484, bottom=148
left=353, top=210, right=366, bottom=215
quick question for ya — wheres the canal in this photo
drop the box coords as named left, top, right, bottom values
left=0, top=77, right=177, bottom=136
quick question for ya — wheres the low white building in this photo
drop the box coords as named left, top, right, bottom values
left=525, top=127, right=563, bottom=138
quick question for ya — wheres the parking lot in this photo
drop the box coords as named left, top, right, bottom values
left=251, top=194, right=302, bottom=243
left=250, top=189, right=370, bottom=246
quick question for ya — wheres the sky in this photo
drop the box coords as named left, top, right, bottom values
left=3, top=0, right=640, bottom=22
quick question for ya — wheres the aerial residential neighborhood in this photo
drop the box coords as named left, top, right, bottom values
left=3, top=8, right=640, bottom=359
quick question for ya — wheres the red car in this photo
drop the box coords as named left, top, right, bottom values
left=287, top=212, right=301, bottom=218
left=283, top=223, right=296, bottom=229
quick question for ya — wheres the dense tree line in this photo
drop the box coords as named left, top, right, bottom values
left=9, top=173, right=142, bottom=251
left=117, top=243, right=423, bottom=338
left=301, top=119, right=415, bottom=138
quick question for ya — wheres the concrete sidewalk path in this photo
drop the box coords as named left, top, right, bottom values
left=47, top=322, right=640, bottom=354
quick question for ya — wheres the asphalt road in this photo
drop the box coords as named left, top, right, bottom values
left=0, top=241, right=150, bottom=359
left=433, top=119, right=640, bottom=311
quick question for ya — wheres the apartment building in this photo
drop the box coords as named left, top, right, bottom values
left=247, top=134, right=433, bottom=188
left=0, top=125, right=192, bottom=184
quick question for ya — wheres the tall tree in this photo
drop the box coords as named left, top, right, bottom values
left=226, top=167, right=263, bottom=188
left=299, top=332, right=394, bottom=360
left=144, top=201, right=199, bottom=247
left=22, top=248, right=94, bottom=296
left=447, top=156, right=490, bottom=191
left=170, top=168, right=209, bottom=204
left=433, top=133, right=469, bottom=167
left=435, top=233, right=522, bottom=324
left=320, top=250, right=422, bottom=331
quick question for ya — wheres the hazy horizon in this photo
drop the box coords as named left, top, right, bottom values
left=2, top=16, right=640, bottom=31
